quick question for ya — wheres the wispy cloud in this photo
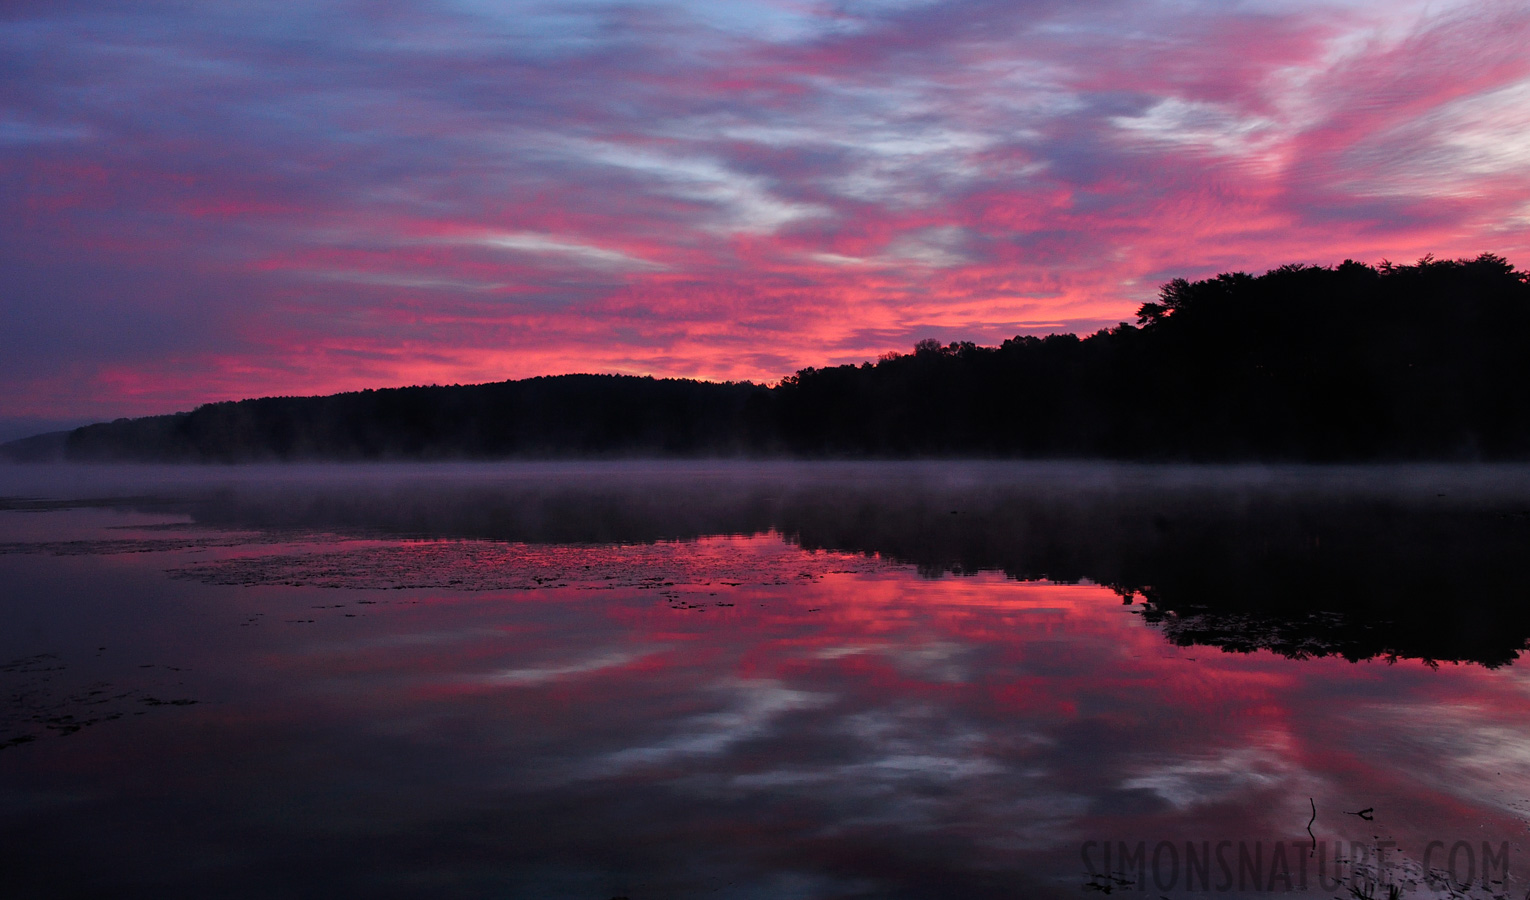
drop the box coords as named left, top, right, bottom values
left=0, top=116, right=93, bottom=145
left=297, top=269, right=508, bottom=291
left=468, top=232, right=668, bottom=270
left=2, top=0, right=1528, bottom=417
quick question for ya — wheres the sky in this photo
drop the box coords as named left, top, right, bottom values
left=3, top=0, right=1529, bottom=429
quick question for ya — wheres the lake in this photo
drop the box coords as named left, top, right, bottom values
left=2, top=462, right=1529, bottom=898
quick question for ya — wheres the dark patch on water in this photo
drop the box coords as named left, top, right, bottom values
left=0, top=652, right=199, bottom=750
left=165, top=537, right=892, bottom=592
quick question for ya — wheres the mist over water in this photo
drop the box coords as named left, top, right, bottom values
left=2, top=462, right=1529, bottom=897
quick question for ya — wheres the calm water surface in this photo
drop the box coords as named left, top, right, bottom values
left=2, top=462, right=1529, bottom=898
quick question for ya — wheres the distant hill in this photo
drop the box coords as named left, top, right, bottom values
left=48, top=375, right=769, bottom=462
left=0, top=430, right=70, bottom=462
left=6, top=253, right=1529, bottom=463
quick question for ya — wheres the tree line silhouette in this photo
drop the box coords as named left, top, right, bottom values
left=16, top=253, right=1530, bottom=462
left=774, top=253, right=1530, bottom=458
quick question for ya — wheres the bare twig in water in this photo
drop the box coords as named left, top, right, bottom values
left=1308, top=798, right=1317, bottom=851
left=1343, top=807, right=1375, bottom=821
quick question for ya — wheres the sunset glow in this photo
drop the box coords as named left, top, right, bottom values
left=4, top=0, right=1529, bottom=424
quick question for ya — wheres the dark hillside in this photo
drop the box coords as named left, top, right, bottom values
left=10, top=253, right=1527, bottom=463
left=62, top=375, right=768, bottom=462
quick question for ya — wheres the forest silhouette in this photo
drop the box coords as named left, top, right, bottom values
left=14, top=253, right=1530, bottom=462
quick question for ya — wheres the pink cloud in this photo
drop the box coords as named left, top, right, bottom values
left=1, top=0, right=1527, bottom=420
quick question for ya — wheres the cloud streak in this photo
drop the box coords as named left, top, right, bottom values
left=2, top=0, right=1527, bottom=418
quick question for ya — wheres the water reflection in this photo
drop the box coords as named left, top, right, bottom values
left=1, top=463, right=1528, bottom=898
left=16, top=462, right=1529, bottom=666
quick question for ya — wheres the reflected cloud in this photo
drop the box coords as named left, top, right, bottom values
left=12, top=461, right=1530, bottom=666
left=486, top=647, right=662, bottom=685
left=6, top=463, right=1530, bottom=895
left=595, top=679, right=832, bottom=771
left=1120, top=737, right=1304, bottom=811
